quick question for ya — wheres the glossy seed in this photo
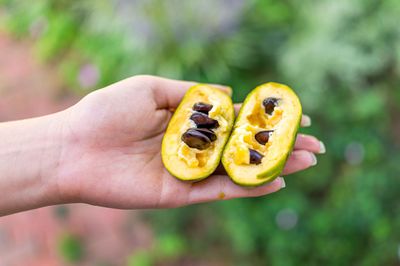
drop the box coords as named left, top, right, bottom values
left=181, top=129, right=211, bottom=150
left=194, top=128, right=217, bottom=142
left=190, top=112, right=219, bottom=129
left=263, top=97, right=278, bottom=115
left=249, top=149, right=264, bottom=165
left=193, top=102, right=213, bottom=114
left=255, top=130, right=273, bottom=145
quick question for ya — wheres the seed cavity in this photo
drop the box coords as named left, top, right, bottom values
left=181, top=102, right=219, bottom=152
left=190, top=112, right=219, bottom=129
left=255, top=130, right=274, bottom=145
left=249, top=149, right=264, bottom=165
left=181, top=128, right=211, bottom=150
left=193, top=102, right=213, bottom=114
left=263, top=97, right=279, bottom=115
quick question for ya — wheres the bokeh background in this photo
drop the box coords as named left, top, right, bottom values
left=1, top=0, right=400, bottom=265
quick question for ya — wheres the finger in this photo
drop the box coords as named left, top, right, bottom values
left=294, top=134, right=326, bottom=154
left=143, top=75, right=231, bottom=109
left=234, top=103, right=242, bottom=116
left=209, top=84, right=232, bottom=96
left=187, top=175, right=285, bottom=205
left=301, top=115, right=312, bottom=127
left=282, top=150, right=317, bottom=175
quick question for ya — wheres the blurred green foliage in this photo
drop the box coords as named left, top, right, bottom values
left=1, top=0, right=400, bottom=265
left=127, top=250, right=153, bottom=266
left=58, top=233, right=85, bottom=263
left=127, top=233, right=186, bottom=266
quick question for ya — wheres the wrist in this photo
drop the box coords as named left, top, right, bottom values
left=0, top=110, right=68, bottom=215
left=39, top=110, right=71, bottom=206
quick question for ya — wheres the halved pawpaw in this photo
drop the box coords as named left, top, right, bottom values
left=162, top=84, right=234, bottom=181
left=222, top=82, right=302, bottom=186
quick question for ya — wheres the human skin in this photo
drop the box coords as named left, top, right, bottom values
left=0, top=75, right=325, bottom=216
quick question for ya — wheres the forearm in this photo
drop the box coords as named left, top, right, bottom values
left=0, top=112, right=64, bottom=216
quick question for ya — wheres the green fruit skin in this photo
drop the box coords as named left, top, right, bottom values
left=222, top=82, right=302, bottom=187
left=161, top=85, right=235, bottom=182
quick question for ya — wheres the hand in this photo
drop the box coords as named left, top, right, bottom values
left=55, top=75, right=325, bottom=209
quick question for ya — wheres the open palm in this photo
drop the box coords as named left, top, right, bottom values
left=56, top=75, right=323, bottom=209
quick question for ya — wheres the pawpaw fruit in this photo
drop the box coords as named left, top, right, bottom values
left=162, top=84, right=235, bottom=181
left=222, top=82, right=302, bottom=186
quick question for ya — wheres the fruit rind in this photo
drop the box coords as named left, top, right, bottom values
left=162, top=84, right=234, bottom=181
left=222, top=82, right=302, bottom=187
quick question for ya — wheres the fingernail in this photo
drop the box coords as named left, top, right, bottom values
left=302, top=115, right=312, bottom=127
left=212, top=84, right=232, bottom=96
left=319, top=141, right=326, bottom=154
left=279, top=177, right=286, bottom=188
left=310, top=153, right=318, bottom=166
left=223, top=86, right=233, bottom=96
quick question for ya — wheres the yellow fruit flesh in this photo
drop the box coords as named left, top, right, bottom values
left=222, top=82, right=302, bottom=186
left=162, top=85, right=234, bottom=181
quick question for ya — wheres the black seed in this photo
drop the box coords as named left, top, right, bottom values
left=190, top=112, right=219, bottom=129
left=255, top=130, right=273, bottom=145
left=249, top=149, right=264, bottom=165
left=194, top=128, right=217, bottom=142
left=193, top=102, right=213, bottom=114
left=263, top=97, right=278, bottom=115
left=181, top=129, right=211, bottom=150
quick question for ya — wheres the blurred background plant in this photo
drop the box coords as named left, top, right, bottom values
left=1, top=0, right=400, bottom=265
